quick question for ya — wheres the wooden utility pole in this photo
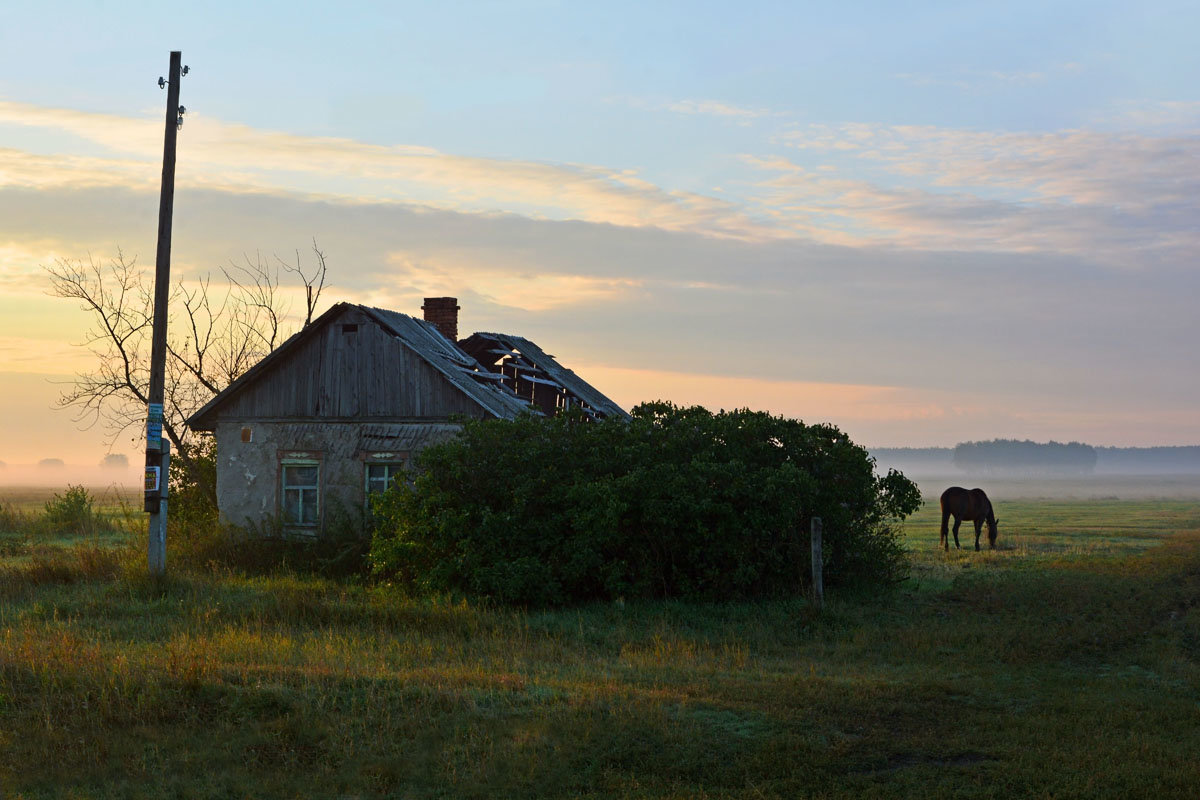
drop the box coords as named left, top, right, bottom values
left=145, top=50, right=186, bottom=575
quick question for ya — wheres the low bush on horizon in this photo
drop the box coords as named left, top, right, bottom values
left=42, top=484, right=98, bottom=536
left=371, top=402, right=922, bottom=605
left=2, top=485, right=132, bottom=546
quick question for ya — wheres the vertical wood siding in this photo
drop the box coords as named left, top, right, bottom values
left=218, top=308, right=486, bottom=420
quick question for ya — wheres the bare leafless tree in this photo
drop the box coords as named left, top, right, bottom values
left=45, top=242, right=330, bottom=498
left=283, top=238, right=328, bottom=327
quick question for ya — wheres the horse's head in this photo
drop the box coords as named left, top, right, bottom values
left=987, top=517, right=999, bottom=547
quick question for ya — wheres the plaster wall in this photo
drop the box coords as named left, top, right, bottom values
left=213, top=420, right=461, bottom=532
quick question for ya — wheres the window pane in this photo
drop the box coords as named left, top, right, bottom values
left=301, top=489, right=319, bottom=524
left=283, top=488, right=302, bottom=523
left=284, top=465, right=319, bottom=487
left=365, top=463, right=404, bottom=497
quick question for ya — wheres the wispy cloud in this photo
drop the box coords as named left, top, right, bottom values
left=750, top=122, right=1200, bottom=264
left=0, top=242, right=72, bottom=292
left=0, top=147, right=156, bottom=191
left=894, top=67, right=1048, bottom=91
left=619, top=95, right=778, bottom=121
left=0, top=100, right=774, bottom=240
left=381, top=254, right=643, bottom=312
left=1108, top=100, right=1200, bottom=130
left=664, top=99, right=773, bottom=120
left=10, top=98, right=1196, bottom=270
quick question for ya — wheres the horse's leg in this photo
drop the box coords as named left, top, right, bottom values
left=973, top=519, right=983, bottom=551
left=940, top=507, right=950, bottom=551
left=952, top=517, right=962, bottom=549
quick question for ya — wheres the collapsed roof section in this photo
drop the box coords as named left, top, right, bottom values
left=459, top=332, right=630, bottom=420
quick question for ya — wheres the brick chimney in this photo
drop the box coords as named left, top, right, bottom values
left=422, top=297, right=460, bottom=341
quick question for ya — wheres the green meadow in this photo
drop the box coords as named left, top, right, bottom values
left=1, top=484, right=1199, bottom=798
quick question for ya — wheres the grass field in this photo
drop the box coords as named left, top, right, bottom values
left=1, top=485, right=1199, bottom=798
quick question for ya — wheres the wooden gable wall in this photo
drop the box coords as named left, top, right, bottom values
left=211, top=307, right=489, bottom=421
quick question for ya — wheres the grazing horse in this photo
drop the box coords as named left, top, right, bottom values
left=939, top=487, right=998, bottom=551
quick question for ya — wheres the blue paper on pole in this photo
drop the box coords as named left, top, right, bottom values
left=147, top=403, right=164, bottom=450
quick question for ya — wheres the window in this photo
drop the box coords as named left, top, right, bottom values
left=365, top=463, right=404, bottom=497
left=281, top=460, right=320, bottom=526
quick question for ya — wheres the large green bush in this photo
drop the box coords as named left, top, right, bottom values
left=370, top=402, right=921, bottom=605
left=167, top=437, right=219, bottom=533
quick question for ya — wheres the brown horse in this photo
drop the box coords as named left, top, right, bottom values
left=939, top=487, right=998, bottom=551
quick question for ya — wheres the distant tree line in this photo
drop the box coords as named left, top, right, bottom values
left=873, top=443, right=1200, bottom=476
left=952, top=439, right=1097, bottom=475
left=1093, top=446, right=1200, bottom=474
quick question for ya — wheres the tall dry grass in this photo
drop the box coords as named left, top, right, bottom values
left=1, top=496, right=1198, bottom=797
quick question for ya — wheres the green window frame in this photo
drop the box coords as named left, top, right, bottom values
left=281, top=458, right=320, bottom=527
left=365, top=462, right=405, bottom=497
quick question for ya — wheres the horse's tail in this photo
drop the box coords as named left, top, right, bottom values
left=939, top=498, right=950, bottom=545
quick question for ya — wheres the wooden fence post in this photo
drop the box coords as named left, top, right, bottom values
left=811, top=516, right=824, bottom=610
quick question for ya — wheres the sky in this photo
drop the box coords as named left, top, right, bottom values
left=1, top=0, right=1198, bottom=476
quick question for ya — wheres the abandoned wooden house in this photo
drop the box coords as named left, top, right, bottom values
left=186, top=299, right=628, bottom=532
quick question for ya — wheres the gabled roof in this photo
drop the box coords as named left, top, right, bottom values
left=459, top=331, right=630, bottom=420
left=186, top=302, right=534, bottom=431
left=359, top=306, right=532, bottom=418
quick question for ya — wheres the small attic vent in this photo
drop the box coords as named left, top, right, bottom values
left=341, top=324, right=358, bottom=334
